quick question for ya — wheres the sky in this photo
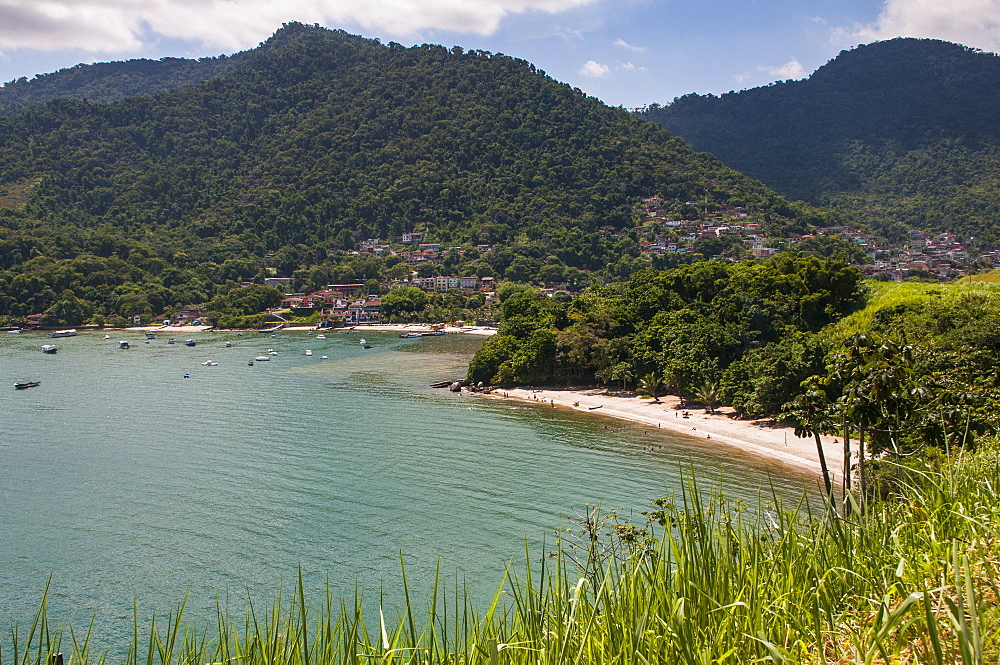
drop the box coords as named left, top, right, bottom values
left=0, top=0, right=998, bottom=108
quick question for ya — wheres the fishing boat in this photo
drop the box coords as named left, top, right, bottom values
left=50, top=329, right=78, bottom=338
left=145, top=331, right=156, bottom=339
left=184, top=339, right=196, bottom=346
left=41, top=344, right=57, bottom=354
left=305, top=349, right=313, bottom=356
left=319, top=355, right=329, bottom=360
left=224, top=341, right=232, bottom=347
left=254, top=355, right=271, bottom=361
left=14, top=381, right=40, bottom=389
left=200, top=360, right=218, bottom=366
left=118, top=340, right=130, bottom=349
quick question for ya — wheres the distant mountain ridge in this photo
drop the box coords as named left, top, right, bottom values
left=0, top=22, right=822, bottom=322
left=639, top=38, right=1000, bottom=244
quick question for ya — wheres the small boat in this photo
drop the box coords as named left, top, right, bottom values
left=315, top=334, right=326, bottom=340
left=6, top=329, right=21, bottom=334
left=247, top=360, right=254, bottom=366
left=423, top=331, right=446, bottom=336
left=268, top=350, right=278, bottom=356
left=118, top=340, right=130, bottom=349
left=319, top=355, right=329, bottom=360
left=185, top=339, right=196, bottom=346
left=254, top=355, right=271, bottom=361
left=50, top=329, right=78, bottom=338
left=400, top=332, right=422, bottom=338
left=270, top=334, right=277, bottom=338
left=104, top=334, right=111, bottom=340
left=41, top=344, right=57, bottom=354
left=200, top=360, right=218, bottom=366
left=224, top=341, right=232, bottom=347
left=145, top=331, right=156, bottom=339
left=14, top=381, right=40, bottom=389
left=167, top=338, right=175, bottom=344
left=183, top=373, right=191, bottom=379
left=305, top=350, right=313, bottom=356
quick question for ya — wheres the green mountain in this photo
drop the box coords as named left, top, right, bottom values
left=639, top=38, right=1000, bottom=244
left=0, top=22, right=819, bottom=324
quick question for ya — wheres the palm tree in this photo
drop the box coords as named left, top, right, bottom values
left=692, top=380, right=721, bottom=414
left=637, top=372, right=665, bottom=403
left=782, top=376, right=836, bottom=510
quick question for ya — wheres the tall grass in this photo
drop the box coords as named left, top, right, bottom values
left=5, top=442, right=999, bottom=664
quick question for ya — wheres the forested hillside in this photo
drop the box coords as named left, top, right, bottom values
left=0, top=54, right=249, bottom=115
left=640, top=38, right=1000, bottom=244
left=0, top=22, right=819, bottom=324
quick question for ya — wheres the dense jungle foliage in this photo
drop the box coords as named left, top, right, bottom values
left=0, top=23, right=824, bottom=325
left=640, top=38, right=1000, bottom=245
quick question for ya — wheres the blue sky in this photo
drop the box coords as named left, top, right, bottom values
left=0, top=0, right=997, bottom=108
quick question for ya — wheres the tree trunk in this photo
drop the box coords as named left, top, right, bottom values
left=858, top=426, right=867, bottom=516
left=843, top=414, right=852, bottom=517
left=814, top=432, right=836, bottom=511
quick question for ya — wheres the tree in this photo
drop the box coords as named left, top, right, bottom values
left=637, top=372, right=665, bottom=403
left=692, top=380, right=721, bottom=414
left=782, top=376, right=836, bottom=509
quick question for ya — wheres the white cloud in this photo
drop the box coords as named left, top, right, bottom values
left=618, top=61, right=645, bottom=72
left=578, top=59, right=609, bottom=77
left=614, top=37, right=644, bottom=52
left=0, top=0, right=599, bottom=53
left=839, top=0, right=1000, bottom=52
left=762, top=58, right=806, bottom=79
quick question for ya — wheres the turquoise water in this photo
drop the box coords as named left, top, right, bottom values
left=1, top=330, right=818, bottom=647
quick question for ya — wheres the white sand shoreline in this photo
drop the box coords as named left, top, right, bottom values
left=486, top=387, right=843, bottom=479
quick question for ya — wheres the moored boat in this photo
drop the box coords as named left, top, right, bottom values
left=200, top=360, right=218, bottom=366
left=145, top=331, right=156, bottom=339
left=305, top=349, right=313, bottom=356
left=254, top=355, right=271, bottom=361
left=41, top=344, right=57, bottom=354
left=118, top=340, right=130, bottom=349
left=14, top=381, right=40, bottom=389
left=167, top=338, right=175, bottom=344
left=50, top=329, right=78, bottom=338
left=400, top=332, right=422, bottom=338
left=184, top=339, right=196, bottom=346
left=315, top=334, right=326, bottom=340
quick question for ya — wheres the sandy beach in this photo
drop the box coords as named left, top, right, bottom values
left=488, top=387, right=844, bottom=479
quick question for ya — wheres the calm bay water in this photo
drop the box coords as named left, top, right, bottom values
left=1, top=330, right=818, bottom=647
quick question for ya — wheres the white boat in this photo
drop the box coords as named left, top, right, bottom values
left=118, top=340, right=130, bottom=349
left=224, top=341, right=232, bottom=347
left=41, top=344, right=57, bottom=354
left=319, top=355, right=328, bottom=360
left=254, top=355, right=271, bottom=361
left=200, top=360, right=218, bottom=366
left=50, top=329, right=78, bottom=338
left=315, top=334, right=326, bottom=340
left=104, top=334, right=111, bottom=340
left=145, top=331, right=156, bottom=339
left=6, top=329, right=21, bottom=334
left=305, top=350, right=313, bottom=356
left=268, top=350, right=278, bottom=356
left=359, top=338, right=366, bottom=345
